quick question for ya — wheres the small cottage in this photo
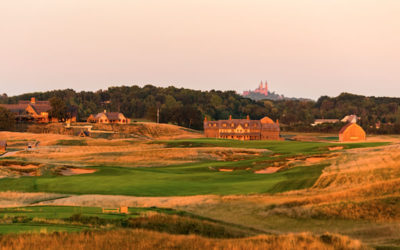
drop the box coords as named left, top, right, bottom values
left=87, top=111, right=130, bottom=124
left=339, top=123, right=366, bottom=142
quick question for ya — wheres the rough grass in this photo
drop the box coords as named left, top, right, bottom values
left=0, top=205, right=260, bottom=237
left=0, top=229, right=369, bottom=250
left=184, top=142, right=400, bottom=248
left=55, top=140, right=88, bottom=146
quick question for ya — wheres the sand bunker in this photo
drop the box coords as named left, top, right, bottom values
left=60, top=168, right=97, bottom=176
left=329, top=146, right=344, bottom=151
left=7, top=164, right=40, bottom=170
left=305, top=157, right=325, bottom=163
left=219, top=168, right=233, bottom=172
left=254, top=167, right=281, bottom=174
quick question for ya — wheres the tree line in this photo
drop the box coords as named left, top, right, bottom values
left=1, top=86, right=400, bottom=133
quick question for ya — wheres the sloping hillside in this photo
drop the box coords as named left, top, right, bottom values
left=91, top=122, right=203, bottom=140
left=23, top=122, right=203, bottom=140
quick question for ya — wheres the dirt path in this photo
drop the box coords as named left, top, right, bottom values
left=0, top=151, right=23, bottom=158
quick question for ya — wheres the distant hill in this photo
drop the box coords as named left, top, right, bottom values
left=242, top=91, right=311, bottom=101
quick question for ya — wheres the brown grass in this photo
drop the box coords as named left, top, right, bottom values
left=10, top=138, right=267, bottom=167
left=37, top=194, right=219, bottom=208
left=0, top=192, right=67, bottom=207
left=0, top=229, right=369, bottom=250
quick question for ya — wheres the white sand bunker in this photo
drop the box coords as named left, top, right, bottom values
left=60, top=168, right=97, bottom=176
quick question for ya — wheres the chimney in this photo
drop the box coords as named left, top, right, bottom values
left=246, top=115, right=250, bottom=120
left=31, top=97, right=36, bottom=104
left=276, top=119, right=279, bottom=125
left=229, top=115, right=232, bottom=120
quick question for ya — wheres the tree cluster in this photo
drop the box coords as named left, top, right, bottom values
left=1, top=87, right=400, bottom=133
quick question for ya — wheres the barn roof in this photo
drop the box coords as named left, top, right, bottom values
left=339, top=123, right=364, bottom=134
left=260, top=116, right=274, bottom=124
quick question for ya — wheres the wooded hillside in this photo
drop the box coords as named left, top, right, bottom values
left=1, top=86, right=400, bottom=133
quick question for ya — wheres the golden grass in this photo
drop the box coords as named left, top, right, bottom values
left=0, top=229, right=369, bottom=250
left=37, top=194, right=219, bottom=208
left=12, top=140, right=267, bottom=167
left=0, top=191, right=66, bottom=207
left=210, top=142, right=400, bottom=223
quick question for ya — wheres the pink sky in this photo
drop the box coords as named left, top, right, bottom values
left=0, top=0, right=399, bottom=99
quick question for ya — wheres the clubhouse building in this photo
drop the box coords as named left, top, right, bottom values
left=204, top=115, right=281, bottom=140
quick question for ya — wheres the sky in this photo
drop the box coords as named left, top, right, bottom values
left=0, top=0, right=399, bottom=99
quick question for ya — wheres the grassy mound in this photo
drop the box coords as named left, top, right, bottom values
left=0, top=229, right=368, bottom=250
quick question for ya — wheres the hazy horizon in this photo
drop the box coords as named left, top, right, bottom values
left=1, top=0, right=399, bottom=99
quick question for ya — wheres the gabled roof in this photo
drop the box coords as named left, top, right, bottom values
left=29, top=104, right=52, bottom=114
left=94, top=112, right=125, bottom=120
left=0, top=102, right=51, bottom=114
left=0, top=104, right=27, bottom=112
left=105, top=112, right=122, bottom=120
left=19, top=100, right=50, bottom=105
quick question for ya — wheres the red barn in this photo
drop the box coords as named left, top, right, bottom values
left=339, top=123, right=366, bottom=142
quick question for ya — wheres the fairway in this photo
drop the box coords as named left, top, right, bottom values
left=0, top=139, right=387, bottom=196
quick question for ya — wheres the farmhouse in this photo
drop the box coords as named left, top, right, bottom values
left=341, top=114, right=359, bottom=124
left=339, top=123, right=366, bottom=142
left=87, top=110, right=130, bottom=124
left=311, top=119, right=339, bottom=126
left=0, top=97, right=76, bottom=123
left=0, top=140, right=6, bottom=152
left=204, top=115, right=280, bottom=140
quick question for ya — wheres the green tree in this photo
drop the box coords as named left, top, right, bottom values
left=49, top=97, right=67, bottom=122
left=0, top=107, right=15, bottom=131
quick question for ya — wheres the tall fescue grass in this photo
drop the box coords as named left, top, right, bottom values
left=0, top=191, right=66, bottom=207
left=0, top=229, right=369, bottom=250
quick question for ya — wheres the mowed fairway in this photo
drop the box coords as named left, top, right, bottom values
left=0, top=139, right=388, bottom=196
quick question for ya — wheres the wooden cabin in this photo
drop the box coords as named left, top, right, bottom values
left=339, top=123, right=366, bottom=142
